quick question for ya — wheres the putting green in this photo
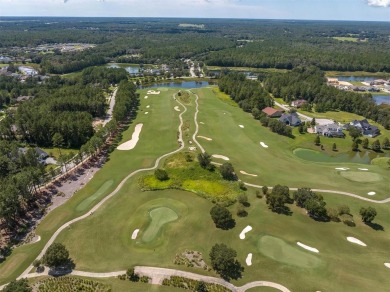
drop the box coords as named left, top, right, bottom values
left=257, top=235, right=322, bottom=269
left=142, top=207, right=179, bottom=243
left=76, top=180, right=114, bottom=211
left=339, top=171, right=382, bottom=182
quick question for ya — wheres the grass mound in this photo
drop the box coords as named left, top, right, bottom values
left=257, top=235, right=322, bottom=268
left=140, top=152, right=242, bottom=202
left=371, top=157, right=390, bottom=168
left=142, top=207, right=179, bottom=243
left=76, top=180, right=114, bottom=211
left=339, top=171, right=382, bottom=182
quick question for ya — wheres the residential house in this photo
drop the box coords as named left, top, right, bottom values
left=19, top=147, right=49, bottom=164
left=16, top=96, right=33, bottom=102
left=315, top=123, right=345, bottom=138
left=262, top=107, right=284, bottom=118
left=279, top=112, right=301, bottom=127
left=291, top=99, right=307, bottom=108
left=349, top=119, right=380, bottom=137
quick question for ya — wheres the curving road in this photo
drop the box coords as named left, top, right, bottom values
left=244, top=183, right=390, bottom=204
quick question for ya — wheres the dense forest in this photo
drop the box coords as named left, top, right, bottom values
left=1, top=18, right=390, bottom=73
left=264, top=67, right=390, bottom=129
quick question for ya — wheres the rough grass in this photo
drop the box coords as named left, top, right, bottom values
left=257, top=235, right=322, bottom=268
left=371, top=157, right=390, bottom=168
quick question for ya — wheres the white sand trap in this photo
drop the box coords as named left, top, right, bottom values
left=240, top=171, right=258, bottom=177
left=200, top=122, right=205, bottom=124
left=212, top=154, right=230, bottom=161
left=147, top=90, right=160, bottom=95
left=197, top=136, right=212, bottom=141
left=145, top=112, right=149, bottom=115
left=246, top=253, right=253, bottom=266
left=335, top=167, right=349, bottom=171
left=367, top=192, right=376, bottom=196
left=146, top=105, right=150, bottom=108
left=347, top=237, right=367, bottom=247
left=174, top=106, right=181, bottom=112
left=239, top=225, right=253, bottom=239
left=358, top=168, right=369, bottom=171
left=239, top=125, right=245, bottom=128
left=384, top=263, right=390, bottom=268
left=144, top=96, right=148, bottom=99
left=260, top=142, right=269, bottom=148
left=189, top=146, right=197, bottom=151
left=297, top=242, right=319, bottom=253
left=117, top=123, right=143, bottom=151
left=131, top=229, right=140, bottom=240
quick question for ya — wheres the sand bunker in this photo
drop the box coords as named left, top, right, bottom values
left=144, top=96, right=148, bottom=99
left=147, top=90, right=160, bottom=95
left=117, top=123, right=143, bottom=150
left=131, top=229, right=140, bottom=240
left=240, top=170, right=258, bottom=177
left=367, top=192, right=376, bottom=196
left=347, top=237, right=367, bottom=247
left=212, top=154, right=230, bottom=161
left=197, top=136, right=212, bottom=141
left=384, top=263, right=390, bottom=268
left=358, top=168, right=368, bottom=171
left=174, top=106, right=181, bottom=112
left=239, top=225, right=253, bottom=239
left=200, top=122, right=205, bottom=125
left=189, top=146, right=197, bottom=151
left=335, top=167, right=349, bottom=171
left=239, top=125, right=245, bottom=128
left=146, top=105, right=150, bottom=108
left=297, top=242, right=319, bottom=253
left=145, top=112, right=149, bottom=115
left=260, top=142, right=269, bottom=148
left=246, top=253, right=253, bottom=266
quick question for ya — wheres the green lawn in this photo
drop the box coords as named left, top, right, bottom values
left=1, top=86, right=389, bottom=292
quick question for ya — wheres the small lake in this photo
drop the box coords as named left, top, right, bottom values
left=335, top=76, right=379, bottom=82
left=373, top=95, right=390, bottom=105
left=294, top=148, right=389, bottom=164
left=141, top=81, right=214, bottom=89
left=107, top=63, right=140, bottom=74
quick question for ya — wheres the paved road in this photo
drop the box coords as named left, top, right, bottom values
left=273, top=100, right=312, bottom=122
left=103, top=87, right=118, bottom=126
left=244, top=183, right=390, bottom=204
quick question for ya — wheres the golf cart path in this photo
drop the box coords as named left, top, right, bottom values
left=19, top=266, right=291, bottom=292
left=191, top=90, right=205, bottom=153
left=273, top=100, right=311, bottom=122
left=244, top=183, right=390, bottom=204
left=17, top=92, right=188, bottom=280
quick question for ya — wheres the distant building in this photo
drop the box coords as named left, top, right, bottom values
left=18, top=147, right=49, bottom=164
left=327, top=77, right=339, bottom=85
left=349, top=119, right=380, bottom=137
left=262, top=107, right=284, bottom=118
left=16, top=96, right=33, bottom=102
left=291, top=99, right=307, bottom=108
left=279, top=112, right=301, bottom=127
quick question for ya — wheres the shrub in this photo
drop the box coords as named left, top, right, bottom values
left=154, top=169, right=169, bottom=181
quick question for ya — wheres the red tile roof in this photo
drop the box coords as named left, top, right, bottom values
left=262, top=107, right=283, bottom=116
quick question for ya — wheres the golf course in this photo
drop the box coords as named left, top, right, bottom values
left=0, top=86, right=389, bottom=292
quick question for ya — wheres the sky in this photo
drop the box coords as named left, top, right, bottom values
left=0, top=0, right=389, bottom=21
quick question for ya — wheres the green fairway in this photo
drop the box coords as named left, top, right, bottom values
left=142, top=207, right=179, bottom=242
left=339, top=171, right=382, bottom=182
left=257, top=235, right=322, bottom=268
left=76, top=180, right=114, bottom=211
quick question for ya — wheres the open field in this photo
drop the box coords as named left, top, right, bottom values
left=1, top=86, right=389, bottom=292
left=332, top=36, right=367, bottom=42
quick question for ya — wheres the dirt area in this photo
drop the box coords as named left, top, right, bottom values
left=174, top=250, right=211, bottom=271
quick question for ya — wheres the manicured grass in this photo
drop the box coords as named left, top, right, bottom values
left=212, top=87, right=239, bottom=107
left=332, top=36, right=364, bottom=42
left=371, top=157, right=390, bottom=168
left=0, top=88, right=181, bottom=284
left=257, top=235, right=322, bottom=268
left=76, top=180, right=114, bottom=212
left=339, top=171, right=382, bottom=182
left=39, top=147, right=79, bottom=160
left=142, top=207, right=179, bottom=242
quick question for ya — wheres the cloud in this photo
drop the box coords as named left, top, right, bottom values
left=366, top=0, right=390, bottom=7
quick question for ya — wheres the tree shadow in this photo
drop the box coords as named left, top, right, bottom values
left=366, top=222, right=384, bottom=231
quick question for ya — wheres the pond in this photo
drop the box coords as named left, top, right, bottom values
left=373, top=95, right=390, bottom=105
left=106, top=63, right=140, bottom=74
left=141, top=81, right=214, bottom=89
left=293, top=148, right=389, bottom=164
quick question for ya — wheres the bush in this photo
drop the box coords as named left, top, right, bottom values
left=210, top=205, right=235, bottom=230
left=237, top=194, right=248, bottom=205
left=33, top=259, right=41, bottom=268
left=154, top=169, right=169, bottom=181
left=236, top=204, right=248, bottom=217
left=42, top=243, right=71, bottom=269
left=220, top=162, right=236, bottom=181
left=256, top=190, right=262, bottom=199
